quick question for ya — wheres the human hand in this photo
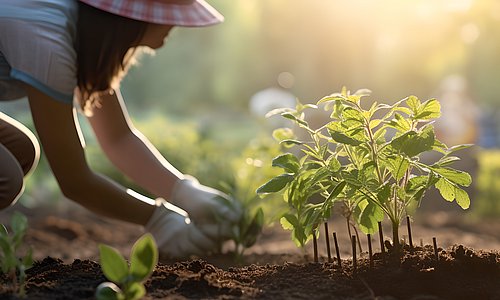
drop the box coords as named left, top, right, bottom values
left=145, top=199, right=217, bottom=259
left=169, top=176, right=242, bottom=240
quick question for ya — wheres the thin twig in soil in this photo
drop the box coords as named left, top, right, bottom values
left=324, top=222, right=332, bottom=262
left=433, top=237, right=439, bottom=261
left=406, top=215, right=413, bottom=250
left=333, top=232, right=342, bottom=270
left=352, top=235, right=357, bottom=272
left=313, top=231, right=318, bottom=263
left=378, top=221, right=385, bottom=254
left=367, top=234, right=373, bottom=269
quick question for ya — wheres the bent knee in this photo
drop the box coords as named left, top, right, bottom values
left=15, top=132, right=40, bottom=176
left=0, top=145, right=25, bottom=209
left=0, top=172, right=24, bottom=210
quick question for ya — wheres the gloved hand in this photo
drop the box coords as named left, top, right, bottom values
left=169, top=175, right=242, bottom=241
left=145, top=198, right=217, bottom=259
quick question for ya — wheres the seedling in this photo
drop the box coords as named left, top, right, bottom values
left=218, top=138, right=284, bottom=260
left=95, top=233, right=158, bottom=300
left=258, top=87, right=472, bottom=251
left=215, top=185, right=265, bottom=260
left=0, top=211, right=33, bottom=298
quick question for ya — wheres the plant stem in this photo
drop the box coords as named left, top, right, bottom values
left=392, top=220, right=400, bottom=249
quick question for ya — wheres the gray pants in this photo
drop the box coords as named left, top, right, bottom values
left=0, top=111, right=39, bottom=209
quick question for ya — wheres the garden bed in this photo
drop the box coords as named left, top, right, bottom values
left=1, top=204, right=500, bottom=299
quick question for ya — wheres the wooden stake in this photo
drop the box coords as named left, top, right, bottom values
left=367, top=234, right=373, bottom=269
left=333, top=232, right=342, bottom=270
left=433, top=237, right=439, bottom=261
left=313, top=231, right=319, bottom=263
left=420, top=238, right=423, bottom=248
left=352, top=235, right=357, bottom=272
left=406, top=216, right=413, bottom=249
left=324, top=222, right=332, bottom=262
left=378, top=221, right=385, bottom=254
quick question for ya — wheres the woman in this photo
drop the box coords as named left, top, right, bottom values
left=0, top=0, right=241, bottom=259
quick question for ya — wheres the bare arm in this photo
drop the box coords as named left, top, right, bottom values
left=25, top=85, right=155, bottom=225
left=86, top=89, right=182, bottom=199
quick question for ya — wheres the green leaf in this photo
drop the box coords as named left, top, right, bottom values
left=272, top=153, right=300, bottom=173
left=377, top=184, right=391, bottom=204
left=434, top=156, right=461, bottom=167
left=0, top=235, right=12, bottom=257
left=22, top=247, right=33, bottom=269
left=435, top=178, right=455, bottom=201
left=455, top=188, right=470, bottom=209
left=341, top=170, right=362, bottom=187
left=265, top=107, right=294, bottom=118
left=280, top=139, right=303, bottom=146
left=431, top=167, right=472, bottom=186
left=95, top=282, right=123, bottom=300
left=369, top=119, right=382, bottom=129
left=130, top=234, right=158, bottom=282
left=415, top=98, right=441, bottom=120
left=445, top=144, right=473, bottom=154
left=281, top=113, right=309, bottom=128
left=405, top=95, right=421, bottom=114
left=327, top=156, right=341, bottom=172
left=11, top=212, right=28, bottom=235
left=390, top=126, right=435, bottom=157
left=272, top=128, right=295, bottom=142
left=387, top=156, right=409, bottom=181
left=0, top=224, right=8, bottom=236
left=281, top=214, right=306, bottom=247
left=280, top=215, right=295, bottom=231
left=325, top=181, right=346, bottom=203
left=242, top=208, right=264, bottom=248
left=99, top=245, right=129, bottom=284
left=329, top=130, right=363, bottom=146
left=389, top=113, right=411, bottom=132
left=256, top=173, right=294, bottom=194
left=357, top=200, right=384, bottom=234
left=124, top=282, right=146, bottom=300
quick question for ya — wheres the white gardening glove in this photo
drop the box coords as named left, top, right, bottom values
left=169, top=175, right=242, bottom=241
left=145, top=198, right=217, bottom=259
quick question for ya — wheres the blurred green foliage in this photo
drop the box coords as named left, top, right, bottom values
left=472, top=150, right=500, bottom=218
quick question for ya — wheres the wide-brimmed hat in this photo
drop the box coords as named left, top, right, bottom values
left=78, top=0, right=224, bottom=27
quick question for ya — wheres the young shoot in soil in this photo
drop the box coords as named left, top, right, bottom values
left=218, top=138, right=284, bottom=260
left=95, top=233, right=158, bottom=300
left=258, top=87, right=473, bottom=251
left=0, top=211, right=33, bottom=298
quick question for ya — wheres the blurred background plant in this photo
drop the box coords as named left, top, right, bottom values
left=1, top=0, right=499, bottom=220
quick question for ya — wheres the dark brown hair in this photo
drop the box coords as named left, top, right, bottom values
left=75, top=2, right=148, bottom=112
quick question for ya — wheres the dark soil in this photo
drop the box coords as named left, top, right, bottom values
left=1, top=245, right=500, bottom=300
left=1, top=203, right=500, bottom=300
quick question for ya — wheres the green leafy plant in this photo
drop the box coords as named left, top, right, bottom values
left=0, top=211, right=33, bottom=298
left=95, top=233, right=158, bottom=300
left=258, top=87, right=472, bottom=249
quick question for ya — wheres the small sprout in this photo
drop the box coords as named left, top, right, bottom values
left=0, top=211, right=33, bottom=298
left=96, top=233, right=158, bottom=300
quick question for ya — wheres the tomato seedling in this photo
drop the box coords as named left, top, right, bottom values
left=0, top=211, right=33, bottom=298
left=258, top=87, right=472, bottom=250
left=95, top=233, right=158, bottom=300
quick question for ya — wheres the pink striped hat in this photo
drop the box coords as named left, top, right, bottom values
left=79, top=0, right=224, bottom=27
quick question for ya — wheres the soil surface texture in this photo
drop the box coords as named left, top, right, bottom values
left=1, top=203, right=500, bottom=299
